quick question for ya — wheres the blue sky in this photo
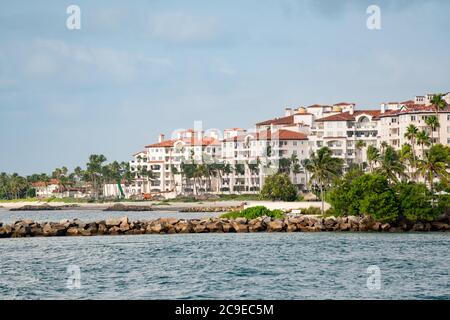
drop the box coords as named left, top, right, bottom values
left=1, top=0, right=450, bottom=175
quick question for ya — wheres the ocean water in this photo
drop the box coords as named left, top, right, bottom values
left=0, top=218, right=449, bottom=299
left=0, top=209, right=219, bottom=224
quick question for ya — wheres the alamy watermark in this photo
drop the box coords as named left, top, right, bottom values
left=66, top=265, right=81, bottom=289
left=366, top=265, right=381, bottom=290
left=66, top=5, right=81, bottom=30
left=366, top=5, right=381, bottom=30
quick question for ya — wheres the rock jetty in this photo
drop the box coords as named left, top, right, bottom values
left=103, top=203, right=153, bottom=212
left=9, top=203, right=79, bottom=211
left=1, top=215, right=449, bottom=238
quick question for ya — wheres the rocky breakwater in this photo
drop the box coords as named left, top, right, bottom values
left=1, top=214, right=449, bottom=238
left=9, top=203, right=80, bottom=211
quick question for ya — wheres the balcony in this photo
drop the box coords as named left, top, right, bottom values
left=355, top=123, right=377, bottom=129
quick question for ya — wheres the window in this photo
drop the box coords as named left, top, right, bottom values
left=411, top=116, right=416, bottom=121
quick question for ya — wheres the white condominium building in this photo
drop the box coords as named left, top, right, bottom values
left=130, top=130, right=221, bottom=197
left=221, top=129, right=309, bottom=192
left=130, top=91, right=449, bottom=197
left=378, top=102, right=450, bottom=156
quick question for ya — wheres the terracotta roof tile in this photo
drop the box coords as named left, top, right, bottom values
left=223, top=129, right=308, bottom=142
left=377, top=104, right=450, bottom=118
left=315, top=110, right=381, bottom=122
left=145, top=137, right=220, bottom=148
left=256, top=115, right=295, bottom=126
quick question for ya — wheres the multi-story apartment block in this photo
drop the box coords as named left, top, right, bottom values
left=309, top=108, right=381, bottom=166
left=130, top=130, right=221, bottom=197
left=378, top=102, right=450, bottom=156
left=221, top=129, right=309, bottom=192
left=129, top=91, right=449, bottom=198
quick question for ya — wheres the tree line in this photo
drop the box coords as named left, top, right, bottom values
left=0, top=155, right=132, bottom=200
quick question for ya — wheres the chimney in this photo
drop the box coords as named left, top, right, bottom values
left=380, top=103, right=386, bottom=114
left=285, top=107, right=293, bottom=116
left=349, top=105, right=354, bottom=115
left=158, top=133, right=165, bottom=143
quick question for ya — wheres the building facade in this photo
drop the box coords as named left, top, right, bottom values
left=129, top=91, right=449, bottom=198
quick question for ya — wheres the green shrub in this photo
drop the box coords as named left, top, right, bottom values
left=327, top=173, right=399, bottom=222
left=437, top=194, right=450, bottom=215
left=300, top=207, right=322, bottom=215
left=261, top=173, right=298, bottom=202
left=220, top=206, right=284, bottom=219
left=326, top=169, right=364, bottom=216
left=395, top=182, right=436, bottom=222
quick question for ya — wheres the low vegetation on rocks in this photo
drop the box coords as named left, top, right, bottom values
left=220, top=206, right=284, bottom=219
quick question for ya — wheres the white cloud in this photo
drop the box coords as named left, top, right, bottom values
left=148, top=12, right=219, bottom=43
left=20, top=39, right=174, bottom=83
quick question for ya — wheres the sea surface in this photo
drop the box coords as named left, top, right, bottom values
left=0, top=210, right=449, bottom=300
left=0, top=209, right=219, bottom=224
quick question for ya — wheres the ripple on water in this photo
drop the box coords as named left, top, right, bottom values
left=0, top=232, right=449, bottom=299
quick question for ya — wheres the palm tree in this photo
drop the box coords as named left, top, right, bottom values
left=278, top=158, right=291, bottom=174
left=86, top=154, right=107, bottom=199
left=375, top=146, right=407, bottom=184
left=416, top=144, right=450, bottom=205
left=429, top=94, right=448, bottom=142
left=425, top=115, right=440, bottom=146
left=416, top=130, right=431, bottom=159
left=300, top=159, right=311, bottom=190
left=305, top=147, right=344, bottom=214
left=380, top=141, right=388, bottom=153
left=366, top=145, right=379, bottom=173
left=399, top=143, right=414, bottom=180
left=404, top=124, right=418, bottom=167
left=355, top=140, right=366, bottom=170
left=170, top=164, right=178, bottom=192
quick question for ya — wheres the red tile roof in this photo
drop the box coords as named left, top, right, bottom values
left=308, top=104, right=331, bottom=108
left=145, top=140, right=176, bottom=148
left=223, top=129, right=308, bottom=142
left=145, top=137, right=220, bottom=148
left=256, top=115, right=295, bottom=126
left=334, top=102, right=355, bottom=106
left=315, top=110, right=381, bottom=122
left=31, top=179, right=60, bottom=187
left=377, top=104, right=450, bottom=118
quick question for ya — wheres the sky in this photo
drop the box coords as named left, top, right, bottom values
left=1, top=0, right=450, bottom=175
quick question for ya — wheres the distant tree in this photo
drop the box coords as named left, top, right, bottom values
left=261, top=173, right=298, bottom=201
left=429, top=94, right=448, bottom=142
left=305, top=147, right=344, bottom=214
left=366, top=145, right=379, bottom=173
left=425, top=115, right=440, bottom=146
left=416, top=144, right=450, bottom=205
left=375, top=145, right=407, bottom=184
left=395, top=182, right=436, bottom=222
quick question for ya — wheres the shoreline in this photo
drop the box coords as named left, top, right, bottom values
left=0, top=200, right=328, bottom=212
left=1, top=214, right=449, bottom=238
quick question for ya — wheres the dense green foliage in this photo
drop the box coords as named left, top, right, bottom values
left=220, top=206, right=284, bottom=219
left=0, top=155, right=132, bottom=200
left=327, top=172, right=446, bottom=222
left=304, top=147, right=344, bottom=213
left=261, top=173, right=298, bottom=201
left=395, top=182, right=437, bottom=222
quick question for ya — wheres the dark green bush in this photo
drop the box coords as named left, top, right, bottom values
left=395, top=182, right=436, bottom=222
left=261, top=173, right=298, bottom=201
left=220, top=206, right=284, bottom=219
